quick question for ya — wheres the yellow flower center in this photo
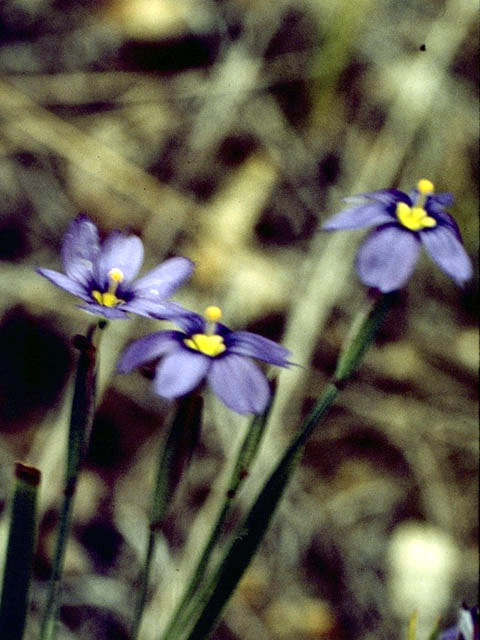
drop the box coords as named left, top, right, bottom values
left=417, top=178, right=434, bottom=195
left=91, top=267, right=125, bottom=307
left=184, top=333, right=226, bottom=357
left=204, top=305, right=222, bottom=323
left=396, top=202, right=436, bottom=231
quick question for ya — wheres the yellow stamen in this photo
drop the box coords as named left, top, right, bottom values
left=205, top=306, right=222, bottom=323
left=92, top=290, right=103, bottom=305
left=396, top=202, right=436, bottom=231
left=102, top=292, right=122, bottom=307
left=91, top=267, right=125, bottom=307
left=184, top=333, right=226, bottom=357
left=108, top=267, right=124, bottom=283
left=91, top=290, right=123, bottom=307
left=417, top=179, right=434, bottom=195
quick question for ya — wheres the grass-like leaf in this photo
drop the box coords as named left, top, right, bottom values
left=0, top=463, right=41, bottom=640
left=160, top=386, right=274, bottom=640
left=131, top=393, right=203, bottom=640
left=38, top=320, right=106, bottom=640
left=180, top=293, right=395, bottom=640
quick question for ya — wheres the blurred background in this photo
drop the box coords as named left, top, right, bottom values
left=0, top=0, right=477, bottom=638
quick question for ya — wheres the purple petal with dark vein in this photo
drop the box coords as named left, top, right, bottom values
left=37, top=268, right=91, bottom=300
left=429, top=209, right=462, bottom=240
left=95, top=232, right=144, bottom=287
left=61, top=215, right=100, bottom=286
left=322, top=203, right=393, bottom=231
left=117, top=331, right=184, bottom=373
left=162, top=311, right=205, bottom=334
left=428, top=192, right=455, bottom=207
left=355, top=224, right=421, bottom=292
left=208, top=354, right=270, bottom=414
left=154, top=349, right=210, bottom=398
left=437, top=628, right=457, bottom=640
left=122, top=299, right=191, bottom=320
left=345, top=188, right=410, bottom=206
left=420, top=225, right=473, bottom=286
left=77, top=303, right=129, bottom=319
left=132, top=257, right=194, bottom=299
left=221, top=329, right=291, bottom=366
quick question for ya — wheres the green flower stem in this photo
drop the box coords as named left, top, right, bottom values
left=334, top=291, right=395, bottom=384
left=0, top=463, right=41, bottom=640
left=178, top=292, right=396, bottom=640
left=38, top=320, right=106, bottom=640
left=407, top=610, right=418, bottom=640
left=160, top=398, right=273, bottom=640
left=426, top=619, right=442, bottom=640
left=130, top=394, right=203, bottom=640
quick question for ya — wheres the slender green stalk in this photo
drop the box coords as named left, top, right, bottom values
left=426, top=618, right=442, bottom=640
left=177, top=293, right=396, bottom=640
left=38, top=320, right=106, bottom=640
left=130, top=531, right=156, bottom=640
left=130, top=394, right=203, bottom=640
left=160, top=400, right=273, bottom=640
left=0, top=463, right=41, bottom=640
left=181, top=384, right=339, bottom=640
left=407, top=610, right=418, bottom=640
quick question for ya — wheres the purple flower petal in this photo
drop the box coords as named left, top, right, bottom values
left=208, top=354, right=270, bottom=414
left=427, top=192, right=455, bottom=208
left=219, top=327, right=291, bottom=366
left=61, top=215, right=100, bottom=286
left=355, top=224, right=421, bottom=292
left=425, top=209, right=462, bottom=241
left=322, top=204, right=394, bottom=231
left=132, top=257, right=194, bottom=299
left=440, top=606, right=478, bottom=640
left=77, top=303, right=129, bottom=319
left=154, top=311, right=205, bottom=334
left=37, top=268, right=91, bottom=300
left=420, top=224, right=472, bottom=286
left=117, top=331, right=183, bottom=373
left=95, top=232, right=144, bottom=287
left=121, top=299, right=191, bottom=319
left=154, top=349, right=210, bottom=398
left=345, top=188, right=411, bottom=206
left=437, top=627, right=458, bottom=640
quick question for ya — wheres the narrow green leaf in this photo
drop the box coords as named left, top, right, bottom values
left=180, top=294, right=393, bottom=640
left=160, top=387, right=274, bottom=640
left=334, top=291, right=397, bottom=383
left=0, top=462, right=41, bottom=640
left=151, top=394, right=203, bottom=527
left=65, top=322, right=104, bottom=483
left=131, top=394, right=203, bottom=640
left=407, top=610, right=418, bottom=640
left=39, top=320, right=106, bottom=640
left=228, top=398, right=273, bottom=500
left=426, top=618, right=442, bottom=640
left=182, top=384, right=338, bottom=640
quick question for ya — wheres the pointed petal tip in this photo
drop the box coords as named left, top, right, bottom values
left=420, top=225, right=473, bottom=287
left=37, top=268, right=92, bottom=299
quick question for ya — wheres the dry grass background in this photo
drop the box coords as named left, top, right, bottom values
left=0, top=0, right=477, bottom=639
